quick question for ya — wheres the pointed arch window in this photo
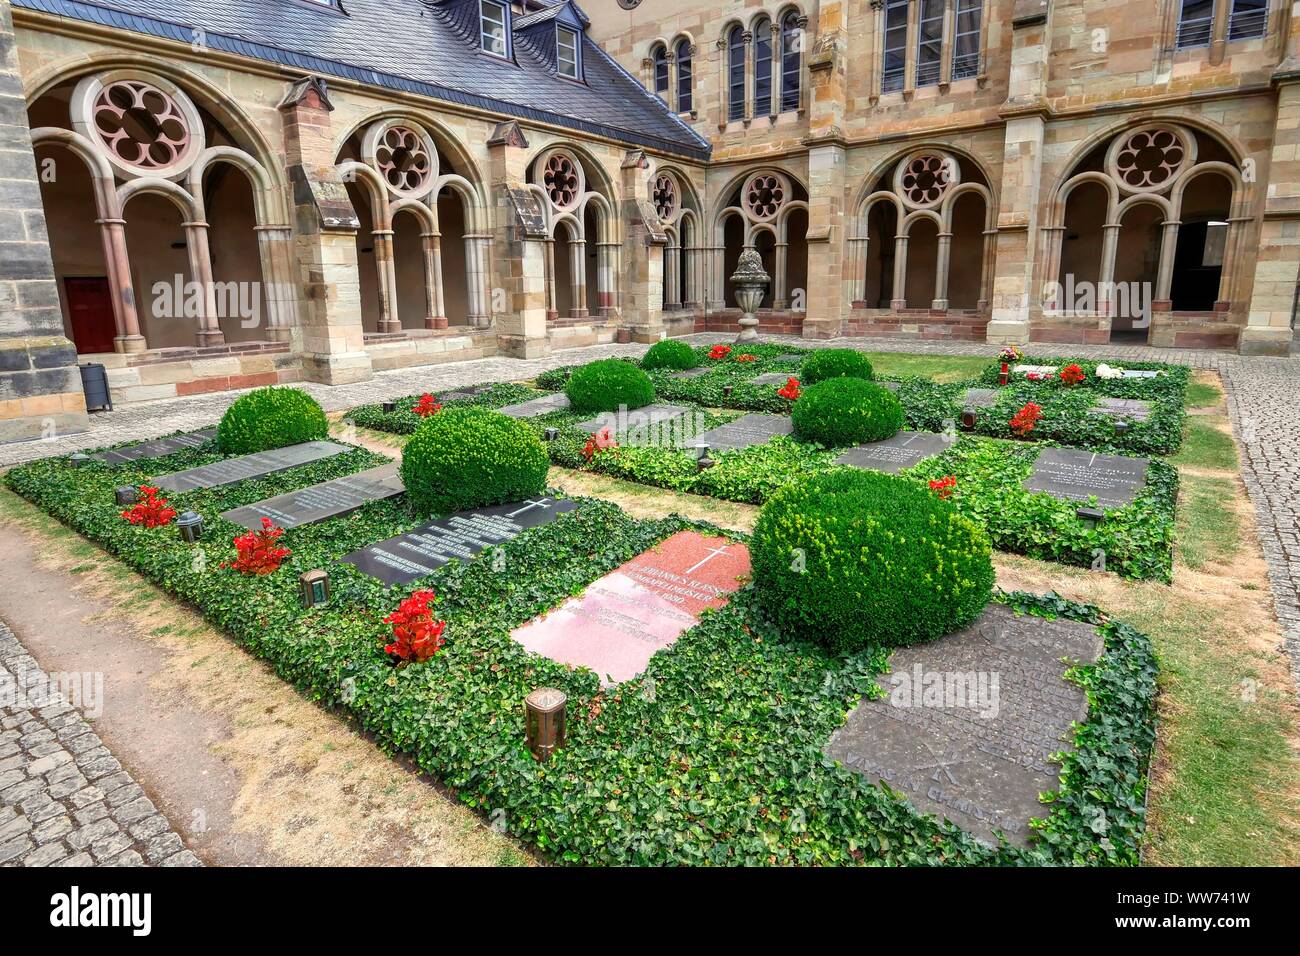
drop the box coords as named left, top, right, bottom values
left=779, top=12, right=802, bottom=112
left=727, top=26, right=746, bottom=121
left=754, top=18, right=773, bottom=117
left=675, top=39, right=694, bottom=113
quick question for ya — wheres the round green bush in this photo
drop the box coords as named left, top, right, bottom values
left=641, top=340, right=698, bottom=371
left=791, top=378, right=904, bottom=447
left=217, top=386, right=329, bottom=455
left=752, top=469, right=994, bottom=653
left=400, top=407, right=549, bottom=516
left=564, top=358, right=655, bottom=414
left=800, top=348, right=875, bottom=385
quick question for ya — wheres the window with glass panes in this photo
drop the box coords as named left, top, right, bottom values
left=1176, top=0, right=1216, bottom=47
left=915, top=0, right=944, bottom=87
left=754, top=18, right=773, bottom=116
left=1228, top=0, right=1268, bottom=39
left=675, top=39, right=693, bottom=112
left=779, top=13, right=801, bottom=112
left=882, top=0, right=908, bottom=93
left=952, top=0, right=982, bottom=80
left=557, top=27, right=579, bottom=79
left=728, top=27, right=746, bottom=121
left=653, top=45, right=668, bottom=95
left=480, top=0, right=508, bottom=57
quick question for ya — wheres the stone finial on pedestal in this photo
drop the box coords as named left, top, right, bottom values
left=730, top=249, right=770, bottom=343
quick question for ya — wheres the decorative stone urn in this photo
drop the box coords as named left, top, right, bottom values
left=730, top=248, right=770, bottom=343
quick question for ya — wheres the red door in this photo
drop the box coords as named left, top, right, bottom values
left=64, top=277, right=116, bottom=355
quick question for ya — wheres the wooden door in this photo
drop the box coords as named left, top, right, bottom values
left=64, top=277, right=116, bottom=355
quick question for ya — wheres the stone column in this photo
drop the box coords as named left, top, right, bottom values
left=890, top=233, right=909, bottom=309
left=597, top=241, right=619, bottom=315
left=568, top=237, right=588, bottom=318
left=96, top=216, right=145, bottom=352
left=487, top=120, right=550, bottom=357
left=544, top=237, right=558, bottom=320
left=255, top=224, right=294, bottom=342
left=278, top=76, right=372, bottom=384
left=619, top=149, right=666, bottom=342
left=985, top=1, right=1052, bottom=345
left=933, top=231, right=953, bottom=310
left=420, top=231, right=447, bottom=329
left=773, top=240, right=789, bottom=310
left=0, top=0, right=88, bottom=442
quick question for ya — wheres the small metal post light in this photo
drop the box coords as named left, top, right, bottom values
left=525, top=687, right=567, bottom=762
left=543, top=427, right=560, bottom=442
left=722, top=385, right=734, bottom=398
left=564, top=369, right=572, bottom=381
left=69, top=452, right=90, bottom=468
left=1076, top=506, right=1105, bottom=529
left=1114, top=420, right=1131, bottom=436
left=114, top=486, right=140, bottom=507
left=299, top=569, right=330, bottom=609
left=960, top=407, right=978, bottom=431
left=696, top=444, right=716, bottom=471
left=382, top=401, right=396, bottom=414
left=177, top=510, right=204, bottom=543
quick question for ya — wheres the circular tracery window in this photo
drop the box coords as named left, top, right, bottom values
left=90, top=80, right=193, bottom=172
left=543, top=151, right=584, bottom=210
left=653, top=173, right=678, bottom=221
left=1111, top=127, right=1191, bottom=193
left=375, top=125, right=434, bottom=195
left=896, top=153, right=956, bottom=209
left=743, top=173, right=787, bottom=221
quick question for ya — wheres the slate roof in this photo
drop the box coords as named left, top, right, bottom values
left=12, top=0, right=711, bottom=159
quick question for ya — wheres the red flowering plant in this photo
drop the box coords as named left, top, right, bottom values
left=120, top=485, right=177, bottom=528
left=224, top=517, right=291, bottom=575
left=1059, top=364, right=1085, bottom=387
left=776, top=377, right=802, bottom=401
left=412, top=393, right=442, bottom=417
left=928, top=475, right=957, bottom=500
left=707, top=344, right=732, bottom=361
left=582, top=426, right=618, bottom=462
left=735, top=353, right=757, bottom=363
left=1009, top=401, right=1044, bottom=437
left=383, top=590, right=447, bottom=663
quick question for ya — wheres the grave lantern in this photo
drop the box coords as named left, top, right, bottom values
left=382, top=401, right=396, bottom=414
left=114, top=486, right=140, bottom=507
left=696, top=445, right=716, bottom=471
left=722, top=385, right=734, bottom=398
left=524, top=687, right=567, bottom=761
left=1114, top=420, right=1131, bottom=436
left=998, top=363, right=1010, bottom=386
left=960, top=407, right=978, bottom=431
left=177, top=510, right=204, bottom=543
left=543, top=427, right=560, bottom=442
left=69, top=452, right=90, bottom=468
left=299, top=569, right=330, bottom=609
left=1076, top=506, right=1105, bottom=529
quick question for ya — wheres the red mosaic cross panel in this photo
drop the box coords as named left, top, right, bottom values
left=511, top=531, right=751, bottom=683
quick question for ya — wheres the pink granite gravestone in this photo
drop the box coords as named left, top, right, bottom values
left=512, top=530, right=751, bottom=683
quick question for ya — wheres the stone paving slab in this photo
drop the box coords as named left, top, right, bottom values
left=0, top=620, right=199, bottom=868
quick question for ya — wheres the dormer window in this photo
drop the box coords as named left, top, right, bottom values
left=557, top=25, right=581, bottom=80
left=480, top=0, right=510, bottom=58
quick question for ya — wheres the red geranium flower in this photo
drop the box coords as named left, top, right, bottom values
left=928, top=476, right=957, bottom=500
left=413, top=393, right=442, bottom=417
left=120, top=485, right=177, bottom=528
left=582, top=426, right=618, bottom=462
left=383, top=590, right=447, bottom=663
left=224, top=517, right=291, bottom=575
left=708, top=344, right=732, bottom=360
left=1009, top=401, right=1044, bottom=437
left=1059, top=364, right=1085, bottom=387
left=777, top=377, right=802, bottom=401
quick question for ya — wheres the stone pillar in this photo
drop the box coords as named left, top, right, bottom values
left=0, top=0, right=88, bottom=442
left=985, top=1, right=1052, bottom=346
left=278, top=77, right=372, bottom=385
left=933, top=231, right=953, bottom=310
left=487, top=121, right=550, bottom=358
left=620, top=149, right=666, bottom=342
left=183, top=220, right=224, bottom=346
left=1242, top=31, right=1300, bottom=354
left=568, top=237, right=588, bottom=318
left=420, top=231, right=447, bottom=329
left=801, top=5, right=850, bottom=338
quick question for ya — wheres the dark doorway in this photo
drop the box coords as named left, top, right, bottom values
left=64, top=277, right=115, bottom=354
left=1170, top=220, right=1226, bottom=312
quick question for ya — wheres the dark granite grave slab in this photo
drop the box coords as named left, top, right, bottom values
left=497, top=393, right=572, bottom=418
left=1022, top=447, right=1149, bottom=509
left=440, top=385, right=492, bottom=402
left=834, top=431, right=952, bottom=475
left=1088, top=397, right=1152, bottom=422
left=153, top=441, right=349, bottom=493
left=342, top=497, right=581, bottom=586
left=666, top=367, right=710, bottom=379
left=750, top=372, right=790, bottom=386
left=575, top=404, right=690, bottom=436
left=963, top=388, right=999, bottom=409
left=692, top=413, right=793, bottom=452
left=94, top=428, right=218, bottom=465
left=770, top=353, right=804, bottom=366
left=220, top=463, right=403, bottom=530
left=825, top=604, right=1103, bottom=848
left=1121, top=370, right=1159, bottom=379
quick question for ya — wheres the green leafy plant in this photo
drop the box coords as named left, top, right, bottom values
left=792, top=378, right=904, bottom=447
left=564, top=359, right=655, bottom=414
left=751, top=468, right=995, bottom=653
left=217, top=386, right=328, bottom=455
left=400, top=407, right=548, bottom=516
left=800, top=348, right=876, bottom=385
left=640, top=339, right=698, bottom=371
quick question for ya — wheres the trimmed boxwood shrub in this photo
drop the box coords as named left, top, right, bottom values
left=641, top=339, right=698, bottom=371
left=791, top=378, right=904, bottom=447
left=217, top=386, right=329, bottom=455
left=400, top=407, right=548, bottom=516
left=751, top=468, right=994, bottom=653
left=564, top=358, right=654, bottom=413
left=800, top=348, right=875, bottom=385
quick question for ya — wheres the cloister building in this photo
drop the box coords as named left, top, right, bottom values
left=1, top=0, right=1299, bottom=441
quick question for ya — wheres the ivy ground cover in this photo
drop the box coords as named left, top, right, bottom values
left=5, top=437, right=1156, bottom=865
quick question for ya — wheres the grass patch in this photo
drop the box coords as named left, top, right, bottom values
left=1175, top=475, right=1241, bottom=570
left=1172, top=417, right=1237, bottom=471
left=1185, top=380, right=1223, bottom=409
left=855, top=351, right=991, bottom=383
